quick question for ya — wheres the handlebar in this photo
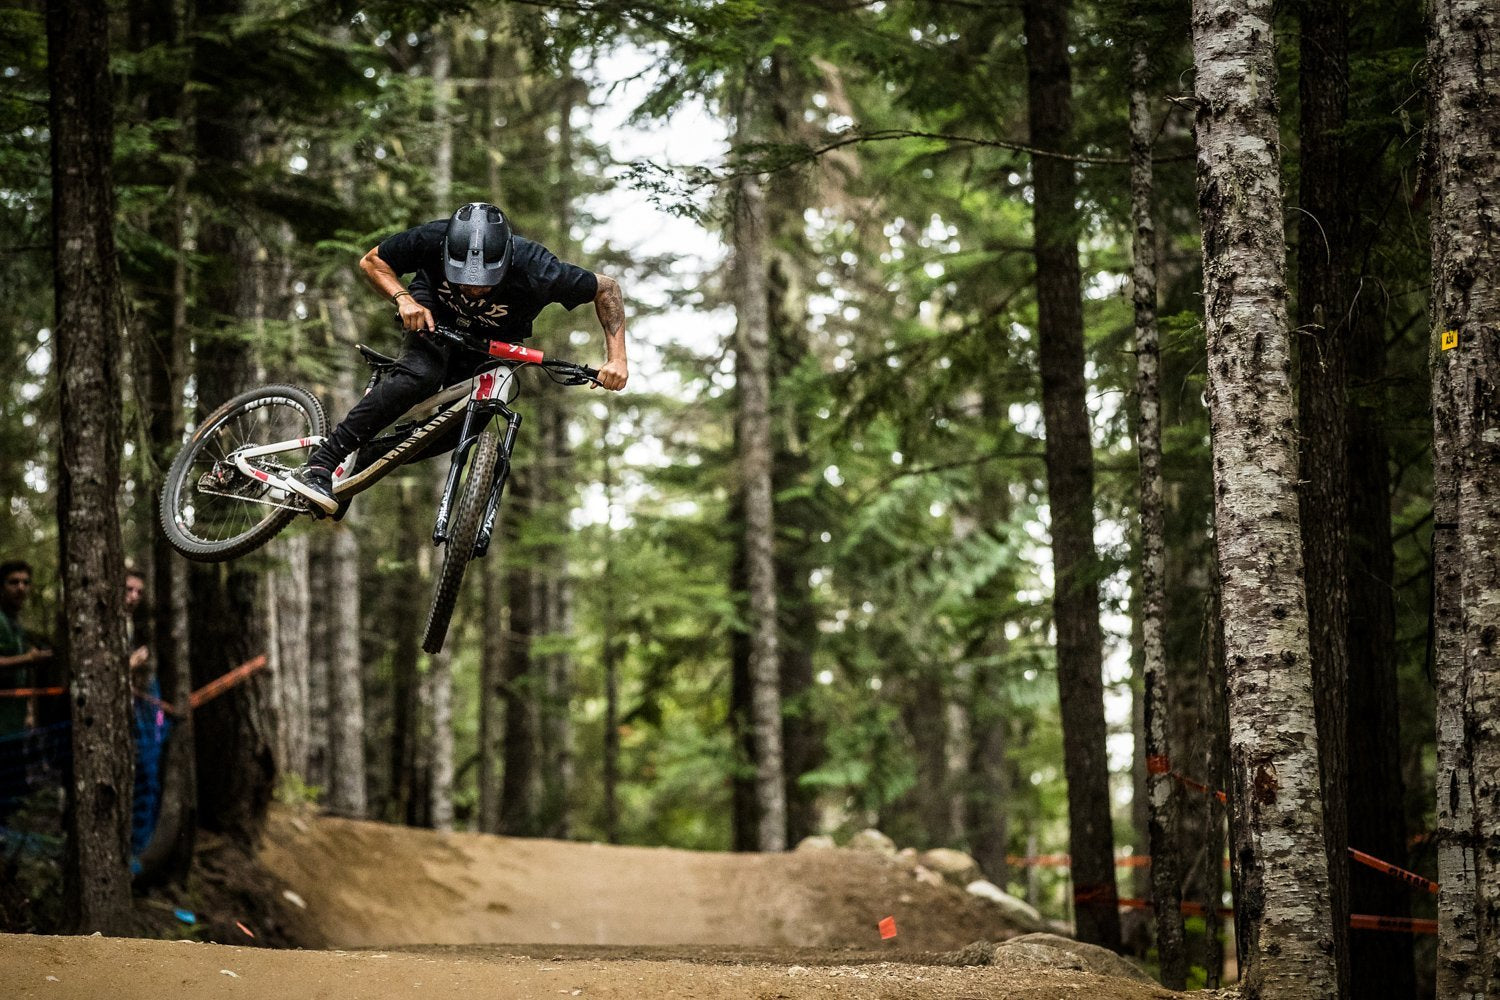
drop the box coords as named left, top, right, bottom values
left=428, top=324, right=600, bottom=385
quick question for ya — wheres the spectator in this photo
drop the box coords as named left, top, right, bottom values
left=0, top=560, right=51, bottom=739
left=125, top=568, right=167, bottom=857
left=124, top=569, right=150, bottom=674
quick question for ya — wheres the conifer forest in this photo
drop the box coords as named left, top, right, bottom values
left=2, top=1, right=1498, bottom=998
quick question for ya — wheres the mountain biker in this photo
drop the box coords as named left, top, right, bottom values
left=287, top=202, right=628, bottom=515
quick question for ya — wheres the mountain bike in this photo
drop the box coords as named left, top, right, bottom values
left=158, top=325, right=600, bottom=653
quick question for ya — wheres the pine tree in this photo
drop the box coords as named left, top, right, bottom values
left=1021, top=0, right=1120, bottom=950
left=49, top=0, right=134, bottom=934
left=1427, top=0, right=1500, bottom=993
left=1192, top=0, right=1337, bottom=991
left=1129, top=42, right=1185, bottom=989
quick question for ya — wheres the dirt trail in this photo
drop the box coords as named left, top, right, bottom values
left=0, top=812, right=1191, bottom=999
left=256, top=809, right=1017, bottom=951
left=2, top=934, right=1186, bottom=1000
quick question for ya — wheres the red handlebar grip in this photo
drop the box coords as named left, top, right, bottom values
left=489, top=341, right=545, bottom=364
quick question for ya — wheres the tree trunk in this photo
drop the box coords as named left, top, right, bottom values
left=967, top=653, right=1009, bottom=885
left=1130, top=44, right=1185, bottom=989
left=728, top=523, right=758, bottom=852
left=386, top=483, right=425, bottom=825
left=135, top=0, right=196, bottom=886
left=479, top=549, right=504, bottom=834
left=538, top=74, right=582, bottom=841
left=731, top=70, right=787, bottom=854
left=1428, top=2, right=1500, bottom=994
left=1199, top=575, right=1230, bottom=989
left=902, top=668, right=952, bottom=847
left=500, top=486, right=539, bottom=836
left=49, top=0, right=134, bottom=933
left=600, top=411, right=621, bottom=844
left=764, top=54, right=823, bottom=849
left=418, top=31, right=456, bottom=834
left=1345, top=272, right=1413, bottom=1000
left=1021, top=0, right=1120, bottom=950
left=1191, top=0, right=1338, bottom=992
left=428, top=641, right=455, bottom=832
left=269, top=535, right=311, bottom=784
left=1295, top=3, right=1353, bottom=994
left=323, top=293, right=367, bottom=819
left=188, top=0, right=275, bottom=847
left=306, top=549, right=330, bottom=791
left=189, top=564, right=274, bottom=845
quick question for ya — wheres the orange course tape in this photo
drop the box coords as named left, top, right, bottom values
left=1115, top=896, right=1235, bottom=918
left=0, top=657, right=266, bottom=713
left=1350, top=914, right=1438, bottom=935
left=1348, top=848, right=1439, bottom=895
left=188, top=655, right=268, bottom=709
left=0, top=687, right=65, bottom=698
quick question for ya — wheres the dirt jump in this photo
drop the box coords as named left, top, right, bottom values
left=3, top=810, right=1190, bottom=999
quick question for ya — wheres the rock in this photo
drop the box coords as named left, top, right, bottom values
left=933, top=941, right=999, bottom=967
left=898, top=847, right=918, bottom=859
left=793, top=835, right=836, bottom=852
left=964, top=880, right=1046, bottom=932
left=999, top=940, right=1088, bottom=974
left=847, top=828, right=897, bottom=855
left=911, top=865, right=946, bottom=888
left=1003, top=933, right=1153, bottom=983
left=918, top=848, right=982, bottom=886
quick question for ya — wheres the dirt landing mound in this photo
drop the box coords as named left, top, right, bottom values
left=257, top=810, right=1022, bottom=951
left=2, top=934, right=1187, bottom=1000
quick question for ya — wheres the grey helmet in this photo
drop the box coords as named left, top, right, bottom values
left=444, top=202, right=513, bottom=286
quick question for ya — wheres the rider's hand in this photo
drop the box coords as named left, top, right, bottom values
left=398, top=296, right=435, bottom=332
left=28, top=647, right=51, bottom=664
left=595, top=358, right=628, bottom=391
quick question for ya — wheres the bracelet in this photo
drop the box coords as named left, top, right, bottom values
left=392, top=289, right=413, bottom=304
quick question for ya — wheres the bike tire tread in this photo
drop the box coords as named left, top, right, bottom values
left=421, top=426, right=500, bottom=653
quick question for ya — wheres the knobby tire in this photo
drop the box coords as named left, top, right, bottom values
left=159, top=383, right=327, bottom=563
left=421, top=425, right=500, bottom=653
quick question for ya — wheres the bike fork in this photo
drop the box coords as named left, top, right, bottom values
left=474, top=409, right=521, bottom=557
left=432, top=403, right=495, bottom=545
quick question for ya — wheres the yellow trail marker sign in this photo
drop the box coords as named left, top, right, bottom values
left=1442, top=329, right=1459, bottom=351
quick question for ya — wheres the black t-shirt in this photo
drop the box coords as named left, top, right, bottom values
left=376, top=221, right=598, bottom=341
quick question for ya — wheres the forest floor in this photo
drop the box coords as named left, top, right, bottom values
left=2, top=808, right=1198, bottom=999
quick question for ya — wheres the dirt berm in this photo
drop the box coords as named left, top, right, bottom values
left=1, top=811, right=1195, bottom=999
left=256, top=809, right=1025, bottom=950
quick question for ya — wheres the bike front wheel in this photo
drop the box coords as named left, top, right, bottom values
left=159, top=383, right=327, bottom=562
left=421, top=425, right=500, bottom=653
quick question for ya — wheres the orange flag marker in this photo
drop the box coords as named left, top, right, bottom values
left=878, top=916, right=897, bottom=940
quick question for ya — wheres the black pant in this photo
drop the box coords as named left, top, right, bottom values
left=309, top=330, right=487, bottom=471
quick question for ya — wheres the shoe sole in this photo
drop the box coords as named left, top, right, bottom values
left=284, top=477, right=340, bottom=516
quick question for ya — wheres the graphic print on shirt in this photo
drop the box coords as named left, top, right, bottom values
left=435, top=279, right=511, bottom=330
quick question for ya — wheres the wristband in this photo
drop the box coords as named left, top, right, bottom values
left=392, top=289, right=413, bottom=304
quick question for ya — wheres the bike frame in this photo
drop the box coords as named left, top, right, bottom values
left=223, top=331, right=593, bottom=557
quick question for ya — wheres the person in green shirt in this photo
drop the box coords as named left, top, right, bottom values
left=0, top=560, right=51, bottom=738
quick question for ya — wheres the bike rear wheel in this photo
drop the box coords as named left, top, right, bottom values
left=421, top=425, right=500, bottom=653
left=159, top=383, right=327, bottom=562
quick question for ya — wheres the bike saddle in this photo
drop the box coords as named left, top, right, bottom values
left=357, top=344, right=399, bottom=369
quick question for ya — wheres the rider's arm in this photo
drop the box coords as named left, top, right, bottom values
left=593, top=274, right=628, bottom=391
left=360, top=247, right=434, bottom=332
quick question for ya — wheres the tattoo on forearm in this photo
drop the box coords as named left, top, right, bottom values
left=596, top=278, right=626, bottom=337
